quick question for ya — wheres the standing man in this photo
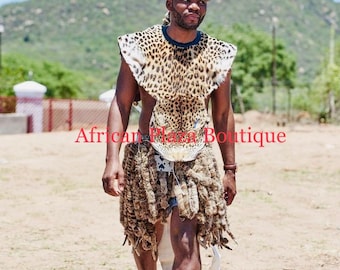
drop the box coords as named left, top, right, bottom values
left=102, top=0, right=237, bottom=269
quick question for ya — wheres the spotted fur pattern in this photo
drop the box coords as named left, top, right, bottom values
left=120, top=141, right=235, bottom=259
left=118, top=25, right=237, bottom=161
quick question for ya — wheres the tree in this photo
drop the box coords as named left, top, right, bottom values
left=204, top=24, right=297, bottom=113
left=310, top=61, right=340, bottom=121
left=0, top=53, right=85, bottom=98
left=309, top=25, right=340, bottom=122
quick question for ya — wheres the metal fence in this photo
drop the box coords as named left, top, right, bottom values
left=0, top=96, right=110, bottom=133
left=43, top=98, right=110, bottom=132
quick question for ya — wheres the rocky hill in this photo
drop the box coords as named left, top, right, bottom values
left=0, top=0, right=339, bottom=94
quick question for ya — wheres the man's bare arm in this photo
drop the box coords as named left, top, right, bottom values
left=102, top=58, right=138, bottom=196
left=210, top=70, right=237, bottom=205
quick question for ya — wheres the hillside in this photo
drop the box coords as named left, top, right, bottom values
left=0, top=0, right=339, bottom=97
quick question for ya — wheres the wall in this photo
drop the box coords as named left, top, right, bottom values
left=0, top=113, right=28, bottom=134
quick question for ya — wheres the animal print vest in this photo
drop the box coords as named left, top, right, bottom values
left=118, top=25, right=237, bottom=161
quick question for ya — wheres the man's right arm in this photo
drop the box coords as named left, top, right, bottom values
left=102, top=58, right=138, bottom=196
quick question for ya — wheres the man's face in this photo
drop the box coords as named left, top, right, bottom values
left=168, top=0, right=207, bottom=30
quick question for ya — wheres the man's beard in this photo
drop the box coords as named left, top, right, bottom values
left=172, top=8, right=205, bottom=30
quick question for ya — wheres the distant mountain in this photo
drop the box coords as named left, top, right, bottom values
left=0, top=0, right=26, bottom=7
left=0, top=0, right=339, bottom=95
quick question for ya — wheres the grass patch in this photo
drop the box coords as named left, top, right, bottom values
left=241, top=188, right=274, bottom=204
left=0, top=167, right=11, bottom=182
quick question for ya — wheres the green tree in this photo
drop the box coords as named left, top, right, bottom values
left=336, top=40, right=340, bottom=66
left=310, top=62, right=340, bottom=121
left=0, top=53, right=85, bottom=98
left=308, top=27, right=340, bottom=122
left=204, top=24, right=297, bottom=112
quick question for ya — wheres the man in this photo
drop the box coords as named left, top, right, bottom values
left=102, top=0, right=237, bottom=269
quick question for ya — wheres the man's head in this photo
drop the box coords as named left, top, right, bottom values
left=165, top=0, right=208, bottom=30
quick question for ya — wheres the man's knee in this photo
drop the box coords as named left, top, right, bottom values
left=170, top=208, right=199, bottom=255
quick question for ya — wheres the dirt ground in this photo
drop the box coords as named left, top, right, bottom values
left=0, top=118, right=339, bottom=270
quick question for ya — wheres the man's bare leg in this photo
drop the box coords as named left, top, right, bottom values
left=133, top=220, right=164, bottom=270
left=170, top=207, right=201, bottom=270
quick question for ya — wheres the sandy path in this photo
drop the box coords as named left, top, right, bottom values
left=0, top=122, right=339, bottom=269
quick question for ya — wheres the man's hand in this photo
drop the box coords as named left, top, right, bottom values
left=102, top=162, right=125, bottom=196
left=222, top=170, right=237, bottom=205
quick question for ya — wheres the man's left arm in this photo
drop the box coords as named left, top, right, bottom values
left=210, top=70, right=237, bottom=205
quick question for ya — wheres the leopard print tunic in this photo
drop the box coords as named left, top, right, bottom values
left=118, top=24, right=237, bottom=161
